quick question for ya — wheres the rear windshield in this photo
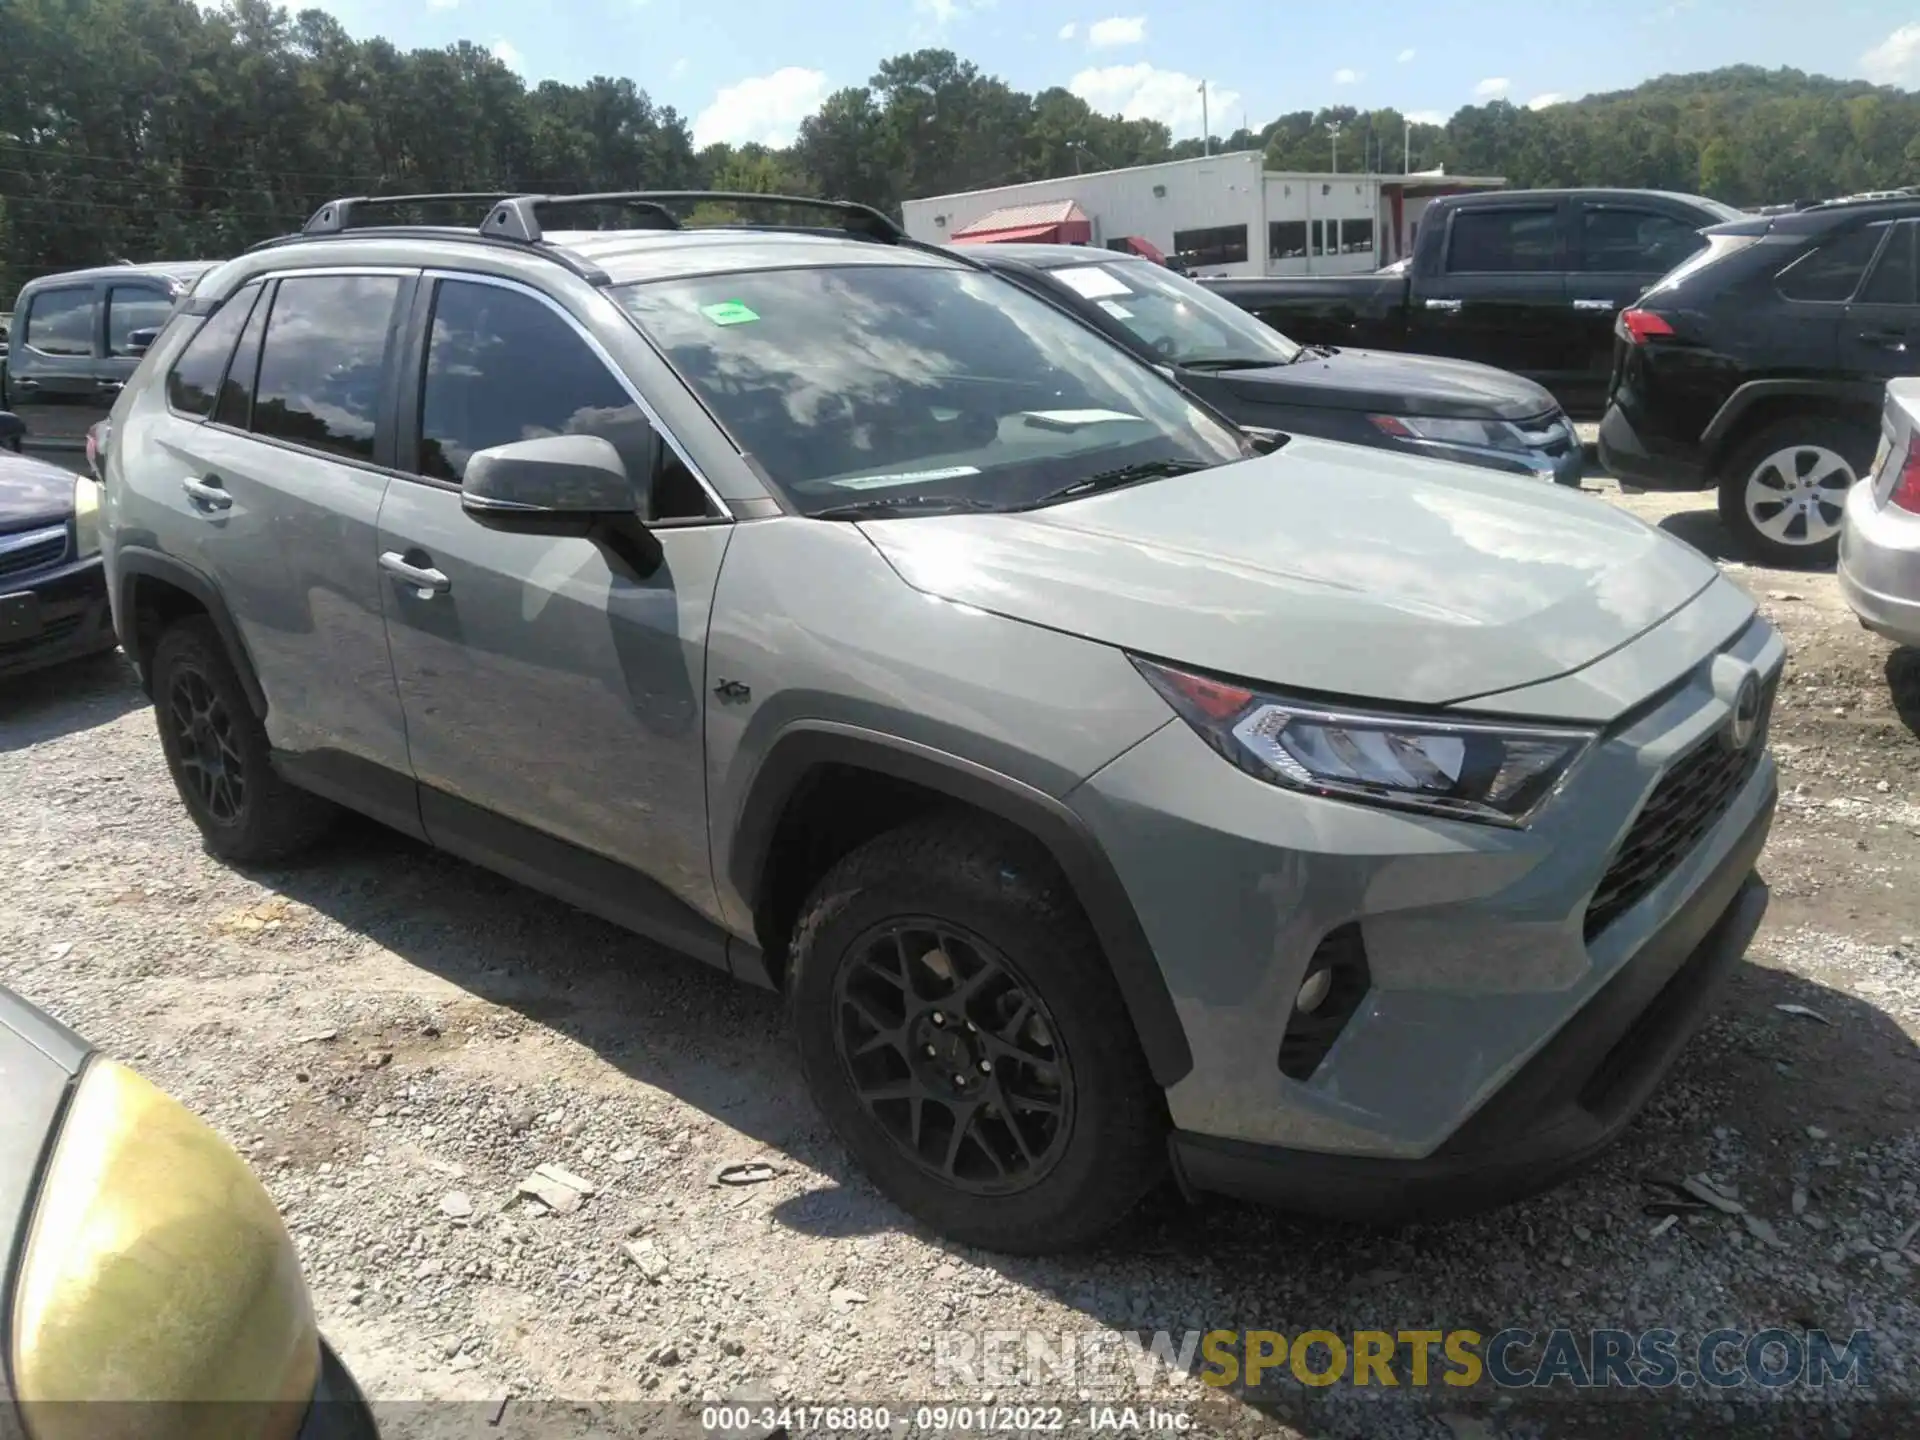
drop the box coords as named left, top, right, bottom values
left=1041, top=260, right=1302, bottom=367
left=613, top=263, right=1246, bottom=515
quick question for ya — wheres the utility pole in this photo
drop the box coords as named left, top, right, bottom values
left=1328, top=119, right=1342, bottom=174
left=1404, top=119, right=1411, bottom=174
left=1198, top=79, right=1211, bottom=155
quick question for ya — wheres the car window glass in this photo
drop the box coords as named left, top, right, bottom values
left=418, top=280, right=709, bottom=520
left=614, top=263, right=1246, bottom=516
left=23, top=287, right=96, bottom=357
left=1777, top=224, right=1888, bottom=303
left=1580, top=208, right=1702, bottom=273
left=1859, top=222, right=1918, bottom=306
left=215, top=281, right=272, bottom=428
left=1446, top=208, right=1560, bottom=272
left=106, top=286, right=174, bottom=358
left=165, top=283, right=261, bottom=418
left=252, top=275, right=400, bottom=462
left=1049, top=261, right=1299, bottom=366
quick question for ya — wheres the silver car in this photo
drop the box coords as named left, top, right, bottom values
left=1840, top=378, right=1920, bottom=647
left=100, top=191, right=1782, bottom=1254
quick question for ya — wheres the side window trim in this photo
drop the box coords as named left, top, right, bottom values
left=211, top=279, right=274, bottom=432
left=409, top=268, right=730, bottom=520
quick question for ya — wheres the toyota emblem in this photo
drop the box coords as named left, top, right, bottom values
left=1726, top=671, right=1762, bottom=751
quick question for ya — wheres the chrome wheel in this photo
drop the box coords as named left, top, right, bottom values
left=1743, top=444, right=1854, bottom=549
left=832, top=919, right=1073, bottom=1196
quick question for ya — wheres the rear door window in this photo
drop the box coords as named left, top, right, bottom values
left=106, top=285, right=174, bottom=357
left=215, top=281, right=273, bottom=429
left=165, top=283, right=262, bottom=418
left=1579, top=207, right=1703, bottom=273
left=250, top=274, right=401, bottom=462
left=23, top=287, right=96, bottom=356
left=1777, top=224, right=1889, bottom=303
left=1445, top=207, right=1561, bottom=273
left=1858, top=221, right=1918, bottom=306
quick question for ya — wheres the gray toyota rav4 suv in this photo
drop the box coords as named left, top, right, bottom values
left=99, top=192, right=1781, bottom=1253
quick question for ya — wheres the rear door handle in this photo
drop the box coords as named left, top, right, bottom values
left=380, top=550, right=451, bottom=594
left=1421, top=298, right=1463, bottom=312
left=96, top=379, right=124, bottom=394
left=12, top=378, right=38, bottom=392
left=1571, top=298, right=1616, bottom=312
left=180, top=475, right=232, bottom=510
left=1860, top=330, right=1909, bottom=353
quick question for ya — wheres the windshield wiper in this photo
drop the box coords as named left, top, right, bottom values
left=809, top=493, right=1003, bottom=521
left=1290, top=343, right=1339, bottom=362
left=1178, top=356, right=1295, bottom=371
left=1020, top=458, right=1214, bottom=509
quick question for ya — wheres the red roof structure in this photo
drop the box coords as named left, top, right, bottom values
left=950, top=199, right=1093, bottom=245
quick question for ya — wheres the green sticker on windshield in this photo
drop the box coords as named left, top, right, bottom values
left=701, top=300, right=760, bottom=326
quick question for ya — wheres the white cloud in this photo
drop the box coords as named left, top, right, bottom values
left=1862, top=23, right=1920, bottom=86
left=1397, top=47, right=1416, bottom=63
left=1058, top=21, right=1076, bottom=39
left=490, top=39, right=523, bottom=71
left=1087, top=15, right=1146, bottom=46
left=915, top=0, right=992, bottom=25
left=1473, top=76, right=1510, bottom=98
left=693, top=67, right=830, bottom=147
left=1333, top=67, right=1361, bottom=85
left=1526, top=91, right=1567, bottom=109
left=1069, top=64, right=1240, bottom=137
left=1406, top=109, right=1447, bottom=126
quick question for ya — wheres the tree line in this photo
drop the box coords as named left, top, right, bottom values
left=5, top=0, right=1920, bottom=304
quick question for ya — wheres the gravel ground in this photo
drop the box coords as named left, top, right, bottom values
left=4, top=473, right=1919, bottom=1440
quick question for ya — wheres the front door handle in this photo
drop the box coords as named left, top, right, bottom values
left=379, top=550, right=451, bottom=594
left=1571, top=298, right=1616, bottom=312
left=1859, top=330, right=1909, bottom=353
left=12, top=377, right=38, bottom=392
left=1421, top=297, right=1463, bottom=312
left=96, top=379, right=124, bottom=394
left=181, top=475, right=232, bottom=510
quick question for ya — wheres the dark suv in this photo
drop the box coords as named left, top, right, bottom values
left=1599, top=198, right=1920, bottom=565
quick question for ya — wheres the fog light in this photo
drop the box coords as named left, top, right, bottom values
left=1277, top=923, right=1372, bottom=1081
left=1295, top=968, right=1333, bottom=1015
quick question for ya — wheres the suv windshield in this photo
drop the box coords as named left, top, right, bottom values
left=613, top=262, right=1248, bottom=516
left=1044, top=259, right=1302, bottom=368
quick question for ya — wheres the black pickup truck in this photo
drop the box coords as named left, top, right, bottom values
left=1203, top=188, right=1743, bottom=415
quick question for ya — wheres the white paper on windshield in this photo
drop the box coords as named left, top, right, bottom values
left=1097, top=299, right=1134, bottom=320
left=1021, top=409, right=1145, bottom=428
left=831, top=465, right=982, bottom=491
left=1054, top=266, right=1133, bottom=300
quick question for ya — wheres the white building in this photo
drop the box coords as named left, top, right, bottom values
left=900, top=152, right=1506, bottom=277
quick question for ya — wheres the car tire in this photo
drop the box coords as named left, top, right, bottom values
left=788, top=814, right=1167, bottom=1254
left=1717, top=416, right=1873, bottom=567
left=150, top=618, right=336, bottom=863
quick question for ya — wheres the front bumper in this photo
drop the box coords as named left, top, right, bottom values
left=0, top=552, right=114, bottom=679
left=298, top=1338, right=380, bottom=1440
left=1598, top=400, right=1709, bottom=491
left=1070, top=610, right=1782, bottom=1188
left=1838, top=478, right=1920, bottom=648
left=1396, top=420, right=1584, bottom=487
left=1173, top=815, right=1769, bottom=1222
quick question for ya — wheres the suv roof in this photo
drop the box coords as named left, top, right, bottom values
left=226, top=190, right=960, bottom=294
left=18, top=260, right=217, bottom=292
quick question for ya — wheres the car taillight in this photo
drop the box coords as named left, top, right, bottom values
left=1618, top=308, right=1676, bottom=345
left=1891, top=433, right=1920, bottom=515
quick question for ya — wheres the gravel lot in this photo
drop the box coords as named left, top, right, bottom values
left=4, top=474, right=1918, bottom=1440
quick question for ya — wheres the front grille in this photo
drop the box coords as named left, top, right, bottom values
left=1583, top=677, right=1776, bottom=941
left=0, top=525, right=68, bottom=581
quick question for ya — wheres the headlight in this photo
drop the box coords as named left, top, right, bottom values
left=72, top=475, right=101, bottom=558
left=1369, top=414, right=1532, bottom=452
left=1133, top=657, right=1596, bottom=827
left=11, top=1058, right=319, bottom=1440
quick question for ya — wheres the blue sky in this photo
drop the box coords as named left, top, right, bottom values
left=292, top=0, right=1920, bottom=148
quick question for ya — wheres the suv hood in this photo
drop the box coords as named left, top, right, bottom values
left=0, top=452, right=77, bottom=532
left=860, top=438, right=1716, bottom=710
left=1197, top=348, right=1558, bottom=422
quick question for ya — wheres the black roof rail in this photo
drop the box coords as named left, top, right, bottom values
left=481, top=191, right=905, bottom=245
left=303, top=193, right=521, bottom=235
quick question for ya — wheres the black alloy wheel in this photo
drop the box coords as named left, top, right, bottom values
left=165, top=663, right=246, bottom=823
left=833, top=918, right=1074, bottom=1195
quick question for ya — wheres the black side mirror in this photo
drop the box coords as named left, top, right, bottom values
left=126, top=327, right=161, bottom=358
left=0, top=411, right=23, bottom=454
